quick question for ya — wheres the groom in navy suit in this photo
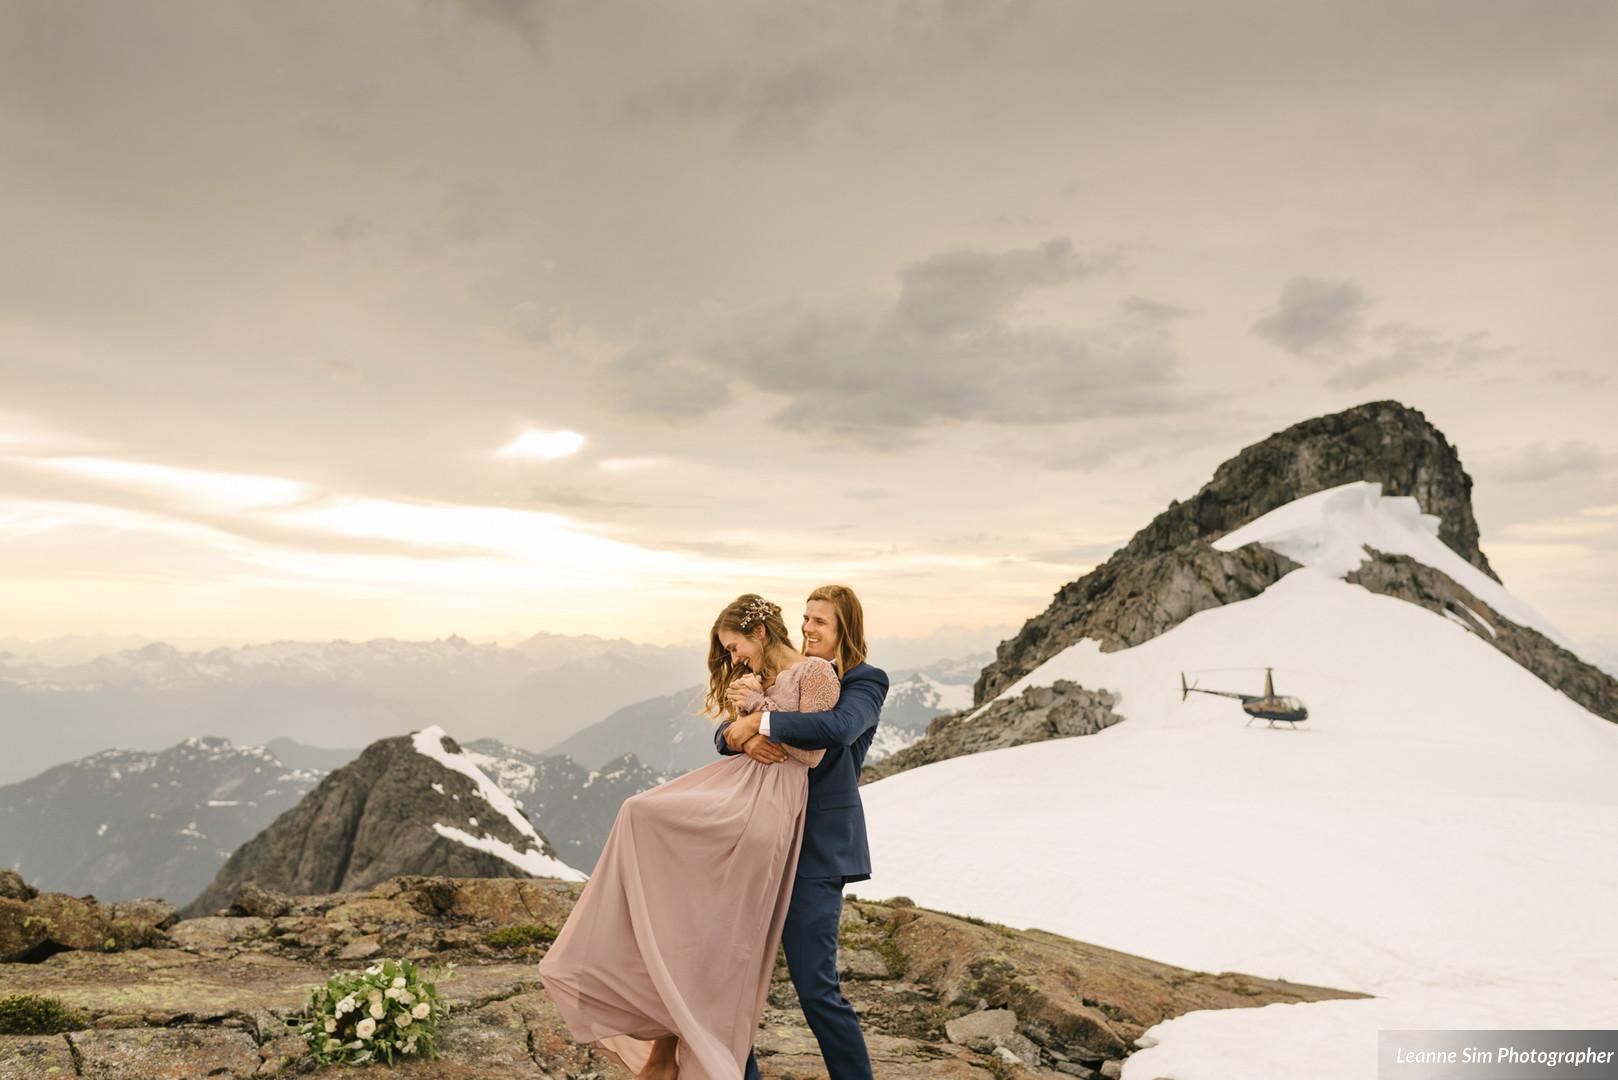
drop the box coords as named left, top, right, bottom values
left=714, top=586, right=888, bottom=1080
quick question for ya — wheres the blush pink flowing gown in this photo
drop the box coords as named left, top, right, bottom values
left=537, top=656, right=840, bottom=1079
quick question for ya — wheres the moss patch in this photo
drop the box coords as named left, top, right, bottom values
left=484, top=923, right=556, bottom=949
left=0, top=993, right=89, bottom=1035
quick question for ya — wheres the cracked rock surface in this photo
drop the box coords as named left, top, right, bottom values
left=1, top=875, right=1365, bottom=1078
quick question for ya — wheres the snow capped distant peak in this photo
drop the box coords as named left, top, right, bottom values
left=1213, top=481, right=1571, bottom=649
left=891, top=671, right=975, bottom=713
left=409, top=724, right=584, bottom=881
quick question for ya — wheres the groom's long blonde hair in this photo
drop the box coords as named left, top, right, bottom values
left=806, top=584, right=868, bottom=676
left=703, top=593, right=795, bottom=723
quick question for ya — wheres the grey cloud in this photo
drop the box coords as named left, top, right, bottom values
left=1546, top=368, right=1610, bottom=388
left=976, top=211, right=1051, bottom=228
left=1038, top=441, right=1118, bottom=472
left=1252, top=277, right=1369, bottom=355
left=601, top=346, right=733, bottom=421
left=321, top=214, right=377, bottom=246
left=1367, top=322, right=1455, bottom=363
left=449, top=0, right=550, bottom=53
left=1027, top=542, right=1117, bottom=566
left=674, top=238, right=1175, bottom=444
left=521, top=487, right=669, bottom=512
left=511, top=301, right=567, bottom=343
left=1326, top=323, right=1518, bottom=389
left=619, top=57, right=851, bottom=146
left=0, top=461, right=491, bottom=562
left=1324, top=355, right=1411, bottom=391
left=1035, top=416, right=1235, bottom=472
left=1449, top=331, right=1516, bottom=368
left=1121, top=295, right=1191, bottom=326
left=891, top=238, right=1112, bottom=334
left=652, top=537, right=770, bottom=560
left=613, top=0, right=1031, bottom=146
left=1487, top=441, right=1613, bottom=485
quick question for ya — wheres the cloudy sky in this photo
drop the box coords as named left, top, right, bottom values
left=1, top=0, right=1614, bottom=653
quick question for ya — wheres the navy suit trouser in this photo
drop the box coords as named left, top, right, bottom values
left=743, top=872, right=873, bottom=1080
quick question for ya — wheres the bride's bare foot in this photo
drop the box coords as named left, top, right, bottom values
left=637, top=1035, right=678, bottom=1079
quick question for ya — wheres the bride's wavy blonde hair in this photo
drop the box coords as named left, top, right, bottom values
left=703, top=593, right=795, bottom=723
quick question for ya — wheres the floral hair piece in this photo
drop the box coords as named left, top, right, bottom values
left=736, top=596, right=778, bottom=632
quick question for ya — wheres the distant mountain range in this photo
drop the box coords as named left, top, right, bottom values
left=0, top=628, right=1009, bottom=787
left=0, top=736, right=328, bottom=907
left=0, top=645, right=984, bottom=903
left=0, top=632, right=705, bottom=786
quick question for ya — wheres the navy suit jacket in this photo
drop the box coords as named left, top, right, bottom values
left=714, top=660, right=888, bottom=883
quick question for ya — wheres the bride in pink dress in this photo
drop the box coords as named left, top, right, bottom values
left=538, top=593, right=840, bottom=1079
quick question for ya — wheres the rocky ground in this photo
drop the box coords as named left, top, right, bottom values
left=0, top=872, right=1366, bottom=1079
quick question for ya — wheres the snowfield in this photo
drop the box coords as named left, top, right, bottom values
left=857, top=484, right=1618, bottom=1078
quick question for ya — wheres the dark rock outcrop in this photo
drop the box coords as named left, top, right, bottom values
left=181, top=730, right=573, bottom=919
left=0, top=889, right=177, bottom=962
left=1348, top=548, right=1618, bottom=724
left=0, top=871, right=36, bottom=902
left=976, top=401, right=1494, bottom=705
left=862, top=681, right=1126, bottom=784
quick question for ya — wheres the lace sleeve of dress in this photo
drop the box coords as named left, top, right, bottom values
left=782, top=659, right=840, bottom=768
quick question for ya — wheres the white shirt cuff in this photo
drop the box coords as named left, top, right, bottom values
left=760, top=710, right=771, bottom=737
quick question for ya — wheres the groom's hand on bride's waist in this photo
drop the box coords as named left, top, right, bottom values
left=743, top=734, right=787, bottom=764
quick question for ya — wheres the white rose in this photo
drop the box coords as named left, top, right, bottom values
left=369, top=1001, right=385, bottom=1020
left=411, top=1002, right=430, bottom=1020
left=392, top=976, right=407, bottom=988
left=367, top=988, right=383, bottom=1002
left=323, top=1018, right=337, bottom=1033
left=356, top=1017, right=376, bottom=1039
left=399, top=991, right=415, bottom=1005
left=337, top=996, right=356, bottom=1014
left=385, top=987, right=400, bottom=999
left=396, top=1012, right=413, bottom=1027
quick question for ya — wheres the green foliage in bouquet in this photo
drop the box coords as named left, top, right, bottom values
left=285, top=957, right=458, bottom=1067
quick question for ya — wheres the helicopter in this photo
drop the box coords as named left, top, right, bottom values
left=1179, top=668, right=1309, bottom=727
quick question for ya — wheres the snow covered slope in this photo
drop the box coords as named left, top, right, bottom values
left=857, top=487, right=1618, bottom=1077
left=1212, top=480, right=1571, bottom=648
left=411, top=725, right=585, bottom=881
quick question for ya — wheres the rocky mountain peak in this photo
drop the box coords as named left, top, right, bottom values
left=1118, top=400, right=1491, bottom=580
left=180, top=725, right=581, bottom=918
left=975, top=400, right=1494, bottom=704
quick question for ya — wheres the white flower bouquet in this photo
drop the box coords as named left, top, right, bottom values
left=285, top=957, right=458, bottom=1067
